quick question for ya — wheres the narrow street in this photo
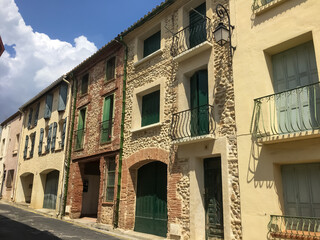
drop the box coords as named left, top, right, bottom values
left=0, top=203, right=121, bottom=240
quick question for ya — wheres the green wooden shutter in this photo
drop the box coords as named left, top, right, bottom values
left=61, top=118, right=67, bottom=149
left=46, top=124, right=52, bottom=152
left=282, top=164, right=320, bottom=217
left=30, top=132, right=36, bottom=158
left=106, top=57, right=116, bottom=81
left=190, top=73, right=199, bottom=136
left=44, top=94, right=53, bottom=119
left=101, top=95, right=113, bottom=143
left=143, top=31, right=161, bottom=57
left=23, top=135, right=29, bottom=159
left=273, top=41, right=319, bottom=133
left=51, top=122, right=57, bottom=152
left=38, top=128, right=44, bottom=155
left=34, top=103, right=40, bottom=126
left=141, top=90, right=160, bottom=127
left=58, top=84, right=68, bottom=111
left=76, top=109, right=86, bottom=149
left=28, top=108, right=33, bottom=129
left=189, top=2, right=206, bottom=48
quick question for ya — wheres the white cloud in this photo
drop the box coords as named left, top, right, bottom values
left=0, top=0, right=97, bottom=122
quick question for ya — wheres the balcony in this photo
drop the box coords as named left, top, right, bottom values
left=75, top=128, right=85, bottom=150
left=251, top=83, right=320, bottom=142
left=171, top=104, right=216, bottom=144
left=268, top=215, right=320, bottom=239
left=100, top=119, right=113, bottom=144
left=252, top=0, right=289, bottom=14
left=170, top=17, right=214, bottom=60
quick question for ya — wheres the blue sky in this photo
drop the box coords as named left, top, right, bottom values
left=0, top=0, right=164, bottom=123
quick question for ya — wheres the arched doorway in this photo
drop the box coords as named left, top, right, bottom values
left=43, top=170, right=59, bottom=209
left=134, top=161, right=167, bottom=237
left=19, top=172, right=34, bottom=204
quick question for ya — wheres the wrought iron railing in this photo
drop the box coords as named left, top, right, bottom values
left=251, top=83, right=320, bottom=138
left=75, top=128, right=85, bottom=150
left=171, top=104, right=215, bottom=140
left=170, top=17, right=214, bottom=57
left=252, top=0, right=276, bottom=10
left=100, top=119, right=113, bottom=144
left=268, top=215, right=320, bottom=239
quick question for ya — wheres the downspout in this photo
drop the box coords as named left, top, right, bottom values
left=57, top=75, right=70, bottom=218
left=114, top=36, right=128, bottom=228
left=62, top=73, right=77, bottom=216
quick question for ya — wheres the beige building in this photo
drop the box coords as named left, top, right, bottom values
left=15, top=77, right=72, bottom=215
left=118, top=0, right=242, bottom=239
left=233, top=0, right=320, bottom=239
left=0, top=112, right=23, bottom=201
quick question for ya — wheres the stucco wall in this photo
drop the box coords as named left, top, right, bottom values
left=232, top=0, right=320, bottom=239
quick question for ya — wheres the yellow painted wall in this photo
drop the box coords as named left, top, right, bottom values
left=232, top=0, right=320, bottom=239
left=15, top=81, right=71, bottom=214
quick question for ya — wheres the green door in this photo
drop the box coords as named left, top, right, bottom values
left=272, top=41, right=319, bottom=133
left=204, top=158, right=224, bottom=239
left=134, top=162, right=167, bottom=237
left=190, top=69, right=209, bottom=136
left=43, top=170, right=59, bottom=209
left=189, top=2, right=206, bottom=48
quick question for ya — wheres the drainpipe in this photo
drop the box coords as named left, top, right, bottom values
left=57, top=75, right=70, bottom=218
left=113, top=36, right=128, bottom=228
left=62, top=73, right=77, bottom=216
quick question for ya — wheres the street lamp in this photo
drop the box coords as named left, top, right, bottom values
left=214, top=4, right=236, bottom=59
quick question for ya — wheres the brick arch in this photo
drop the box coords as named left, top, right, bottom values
left=126, top=147, right=169, bottom=170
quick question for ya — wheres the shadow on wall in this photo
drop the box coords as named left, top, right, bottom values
left=251, top=0, right=308, bottom=27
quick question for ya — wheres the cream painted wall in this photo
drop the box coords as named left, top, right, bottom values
left=232, top=0, right=320, bottom=239
left=15, top=81, right=72, bottom=213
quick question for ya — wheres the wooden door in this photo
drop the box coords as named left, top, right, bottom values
left=134, top=162, right=167, bottom=237
left=204, top=158, right=224, bottom=239
left=43, top=170, right=59, bottom=209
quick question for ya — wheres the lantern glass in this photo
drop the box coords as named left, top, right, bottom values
left=213, top=22, right=229, bottom=46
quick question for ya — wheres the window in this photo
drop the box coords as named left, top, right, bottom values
left=51, top=122, right=57, bottom=152
left=34, top=103, right=40, bottom=126
left=44, top=94, right=53, bottom=119
left=5, top=170, right=14, bottom=188
left=38, top=128, right=44, bottom=155
left=46, top=124, right=52, bottom=153
left=105, top=157, right=116, bottom=202
left=141, top=90, right=160, bottom=127
left=101, top=95, right=114, bottom=143
left=30, top=132, right=36, bottom=158
left=143, top=31, right=161, bottom=58
left=14, top=134, right=19, bottom=151
left=23, top=135, right=28, bottom=159
left=281, top=164, right=320, bottom=217
left=61, top=118, right=67, bottom=149
left=81, top=74, right=89, bottom=95
left=106, top=57, right=116, bottom=81
left=189, top=2, right=206, bottom=48
left=272, top=41, right=319, bottom=133
left=1, top=138, right=5, bottom=156
left=58, top=83, right=68, bottom=111
left=75, top=108, right=86, bottom=150
left=27, top=108, right=33, bottom=129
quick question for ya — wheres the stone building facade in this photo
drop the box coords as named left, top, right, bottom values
left=15, top=77, right=72, bottom=215
left=66, top=41, right=124, bottom=225
left=118, top=0, right=242, bottom=239
left=0, top=112, right=23, bottom=201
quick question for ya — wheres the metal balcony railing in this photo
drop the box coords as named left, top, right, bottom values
left=252, top=0, right=276, bottom=10
left=170, top=17, right=214, bottom=57
left=268, top=215, right=320, bottom=239
left=75, top=128, right=85, bottom=150
left=251, top=83, right=320, bottom=138
left=171, top=104, right=215, bottom=140
left=100, top=119, right=113, bottom=144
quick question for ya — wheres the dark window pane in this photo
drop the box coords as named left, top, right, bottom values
left=143, top=31, right=161, bottom=57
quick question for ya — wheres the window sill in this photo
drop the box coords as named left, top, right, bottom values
left=74, top=147, right=84, bottom=152
left=253, top=0, right=289, bottom=16
left=173, top=41, right=212, bottom=63
left=100, top=140, right=112, bottom=146
left=134, top=49, right=163, bottom=68
left=256, top=129, right=320, bottom=144
left=101, top=201, right=114, bottom=206
left=131, top=122, right=162, bottom=133
left=80, top=93, right=88, bottom=98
